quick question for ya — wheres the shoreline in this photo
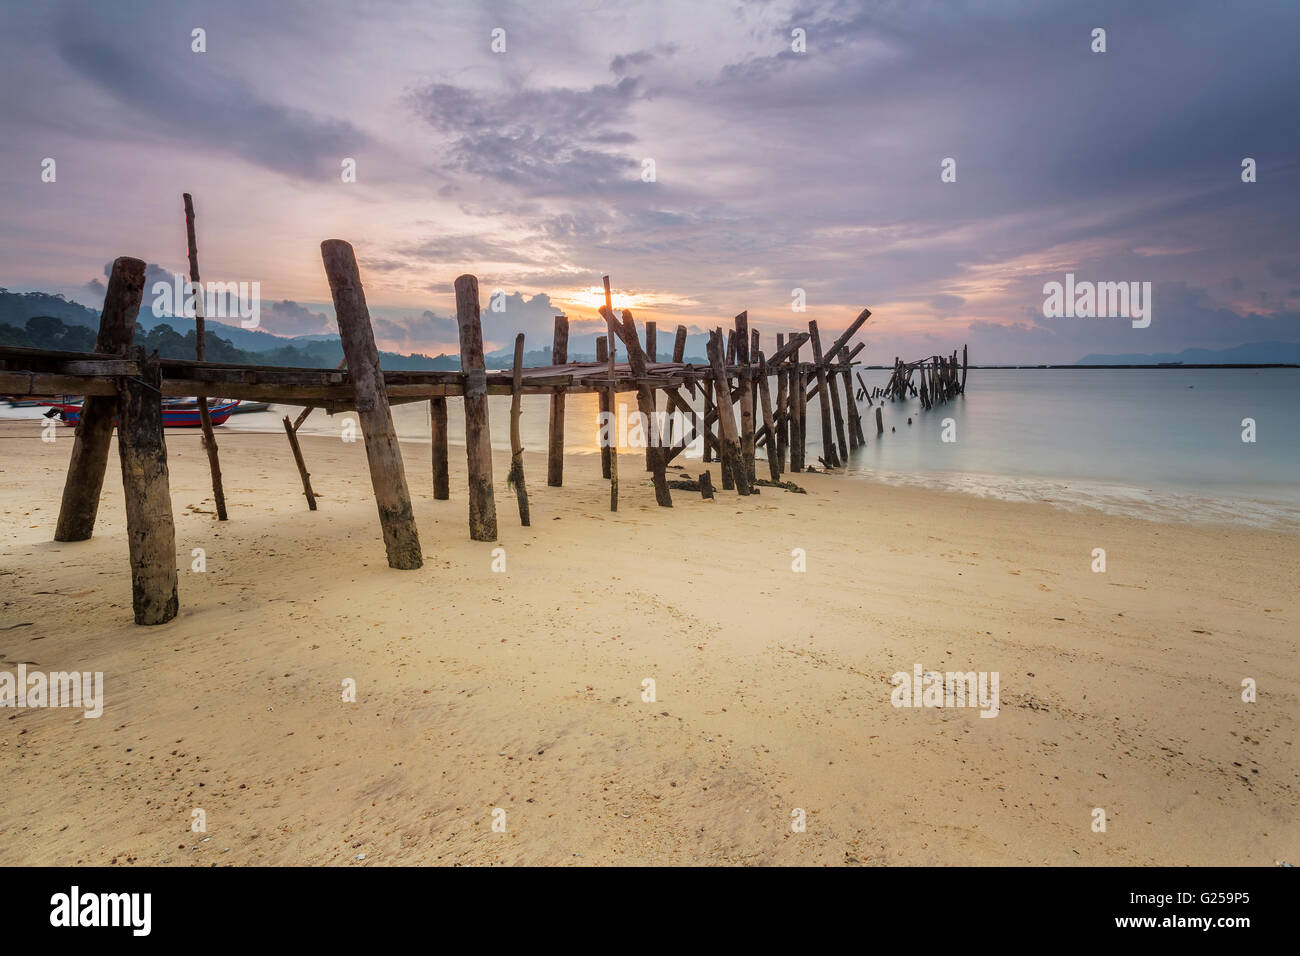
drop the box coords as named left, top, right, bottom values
left=1, top=423, right=1297, bottom=865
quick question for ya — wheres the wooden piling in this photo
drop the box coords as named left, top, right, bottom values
left=283, top=414, right=318, bottom=510
left=322, top=240, right=423, bottom=567
left=453, top=273, right=498, bottom=541
left=547, top=314, right=568, bottom=487
left=430, top=396, right=449, bottom=499
left=734, top=312, right=756, bottom=482
left=606, top=307, right=672, bottom=507
left=182, top=193, right=228, bottom=521
left=601, top=278, right=618, bottom=512
left=116, top=347, right=178, bottom=625
left=755, top=351, right=780, bottom=482
left=706, top=329, right=751, bottom=495
left=509, top=333, right=531, bottom=526
left=876, top=405, right=884, bottom=435
left=54, top=256, right=145, bottom=542
left=808, top=321, right=839, bottom=468
left=775, top=334, right=789, bottom=470
left=596, top=335, right=612, bottom=479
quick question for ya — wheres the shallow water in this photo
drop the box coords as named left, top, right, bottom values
left=7, top=367, right=1297, bottom=529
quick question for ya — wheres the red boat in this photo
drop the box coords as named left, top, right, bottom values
left=46, top=399, right=240, bottom=427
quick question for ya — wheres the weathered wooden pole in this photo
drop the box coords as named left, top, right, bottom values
left=733, top=312, right=756, bottom=483
left=876, top=405, right=884, bottom=435
left=605, top=307, right=672, bottom=507
left=643, top=321, right=657, bottom=472
left=55, top=256, right=145, bottom=542
left=755, top=351, right=781, bottom=482
left=509, top=333, right=531, bottom=526
left=430, top=396, right=450, bottom=499
left=702, top=378, right=715, bottom=464
left=283, top=415, right=318, bottom=510
left=791, top=336, right=806, bottom=472
left=321, top=240, right=423, bottom=569
left=961, top=344, right=968, bottom=393
left=116, top=347, right=178, bottom=625
left=706, top=329, right=751, bottom=495
left=808, top=321, right=839, bottom=468
left=828, top=361, right=849, bottom=461
left=453, top=273, right=498, bottom=541
left=182, top=194, right=228, bottom=521
left=841, top=352, right=862, bottom=449
left=547, top=314, right=568, bottom=487
left=775, top=333, right=789, bottom=469
left=596, top=335, right=612, bottom=479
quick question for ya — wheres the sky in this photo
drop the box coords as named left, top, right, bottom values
left=1, top=0, right=1298, bottom=363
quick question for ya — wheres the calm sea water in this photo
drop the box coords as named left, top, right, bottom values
left=7, top=368, right=1297, bottom=529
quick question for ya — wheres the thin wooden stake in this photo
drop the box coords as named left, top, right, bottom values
left=755, top=351, right=780, bottom=482
left=509, top=333, right=531, bottom=526
left=283, top=415, right=318, bottom=510
left=808, top=320, right=839, bottom=468
left=596, top=335, right=612, bottom=480
left=182, top=193, right=228, bottom=521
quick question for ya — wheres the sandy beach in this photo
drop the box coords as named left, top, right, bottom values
left=1, top=418, right=1296, bottom=866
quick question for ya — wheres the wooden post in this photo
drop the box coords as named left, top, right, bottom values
left=808, top=321, right=839, bottom=468
left=755, top=352, right=780, bottom=482
left=182, top=194, right=228, bottom=521
left=734, top=312, right=756, bottom=483
left=841, top=353, right=861, bottom=449
left=961, top=344, right=968, bottom=393
left=547, top=314, right=568, bottom=487
left=509, top=333, right=531, bottom=526
left=876, top=405, right=884, bottom=435
left=672, top=326, right=687, bottom=363
left=116, top=348, right=178, bottom=625
left=602, top=277, right=620, bottom=512
left=699, top=472, right=714, bottom=500
left=775, top=333, right=788, bottom=470
left=828, top=361, right=849, bottom=462
left=643, top=321, right=656, bottom=472
left=283, top=415, right=317, bottom=510
left=706, top=329, right=751, bottom=495
left=430, top=396, right=449, bottom=499
left=702, top=379, right=715, bottom=464
left=321, top=239, right=423, bottom=568
left=55, top=256, right=145, bottom=542
left=605, top=307, right=672, bottom=507
left=454, top=273, right=498, bottom=541
left=596, top=335, right=612, bottom=479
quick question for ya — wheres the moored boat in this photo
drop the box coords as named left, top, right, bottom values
left=45, top=399, right=240, bottom=427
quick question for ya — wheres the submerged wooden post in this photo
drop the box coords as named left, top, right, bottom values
left=961, top=344, right=968, bottom=393
left=55, top=256, right=145, bottom=542
left=283, top=415, right=318, bottom=510
left=841, top=352, right=862, bottom=449
left=808, top=321, right=839, bottom=468
left=596, top=335, right=612, bottom=479
left=116, top=348, right=178, bottom=625
left=706, top=329, right=751, bottom=495
left=876, top=405, right=884, bottom=435
left=183, top=193, right=228, bottom=521
left=454, top=273, right=498, bottom=541
left=322, top=239, right=423, bottom=568
left=734, top=312, right=756, bottom=483
left=755, top=351, right=781, bottom=482
left=430, top=396, right=449, bottom=499
left=547, top=314, right=568, bottom=487
left=509, top=333, right=531, bottom=526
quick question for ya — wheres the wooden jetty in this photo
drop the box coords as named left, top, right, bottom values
left=1, top=240, right=969, bottom=626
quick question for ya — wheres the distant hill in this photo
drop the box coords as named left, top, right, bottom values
left=1075, top=342, right=1300, bottom=365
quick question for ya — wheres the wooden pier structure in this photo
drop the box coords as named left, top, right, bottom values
left=1, top=242, right=969, bottom=626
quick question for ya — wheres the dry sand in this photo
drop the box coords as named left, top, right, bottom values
left=1, top=419, right=1296, bottom=865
